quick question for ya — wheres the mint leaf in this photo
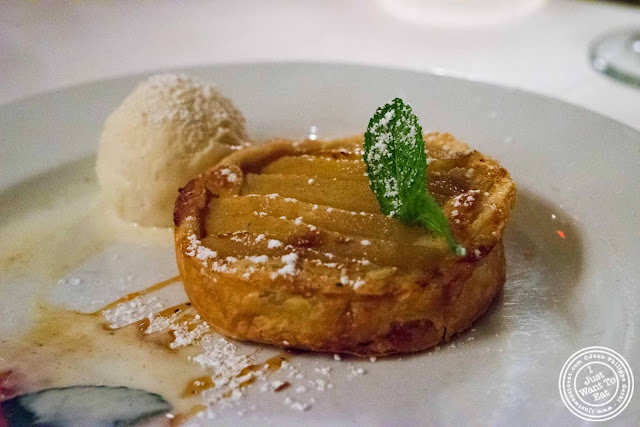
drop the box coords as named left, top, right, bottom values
left=363, top=98, right=424, bottom=222
left=364, top=98, right=464, bottom=256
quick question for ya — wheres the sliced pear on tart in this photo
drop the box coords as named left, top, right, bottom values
left=174, top=134, right=515, bottom=356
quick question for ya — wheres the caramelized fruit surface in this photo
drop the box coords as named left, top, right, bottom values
left=174, top=134, right=515, bottom=355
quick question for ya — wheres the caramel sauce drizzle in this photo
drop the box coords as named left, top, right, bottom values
left=181, top=354, right=288, bottom=398
left=92, top=275, right=181, bottom=314
left=84, top=276, right=292, bottom=424
left=182, top=376, right=214, bottom=397
left=134, top=302, right=193, bottom=333
left=168, top=404, right=207, bottom=427
left=155, top=302, right=192, bottom=318
left=240, top=354, right=288, bottom=376
left=175, top=353, right=289, bottom=424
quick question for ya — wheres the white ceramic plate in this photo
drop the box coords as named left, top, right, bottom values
left=1, top=63, right=639, bottom=425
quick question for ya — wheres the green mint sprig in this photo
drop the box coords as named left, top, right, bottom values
left=363, top=98, right=465, bottom=256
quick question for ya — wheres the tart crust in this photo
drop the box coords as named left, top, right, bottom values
left=174, top=135, right=516, bottom=356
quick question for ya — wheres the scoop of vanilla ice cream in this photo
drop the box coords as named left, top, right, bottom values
left=96, top=73, right=250, bottom=227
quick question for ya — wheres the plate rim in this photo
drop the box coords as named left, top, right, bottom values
left=2, top=59, right=639, bottom=138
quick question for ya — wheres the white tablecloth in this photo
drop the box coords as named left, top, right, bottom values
left=2, top=0, right=639, bottom=130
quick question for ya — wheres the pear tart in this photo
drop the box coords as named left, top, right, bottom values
left=174, top=134, right=516, bottom=356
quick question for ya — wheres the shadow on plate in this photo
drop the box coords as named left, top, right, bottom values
left=467, top=188, right=584, bottom=346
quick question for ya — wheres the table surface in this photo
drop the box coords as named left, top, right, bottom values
left=1, top=0, right=640, bottom=130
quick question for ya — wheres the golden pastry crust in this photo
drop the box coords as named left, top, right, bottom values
left=174, top=134, right=516, bottom=356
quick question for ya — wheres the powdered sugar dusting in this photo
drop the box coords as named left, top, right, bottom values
left=220, top=168, right=238, bottom=183
left=186, top=233, right=218, bottom=262
left=277, top=252, right=299, bottom=276
left=191, top=337, right=253, bottom=385
left=365, top=99, right=420, bottom=215
left=170, top=318, right=211, bottom=349
left=102, top=297, right=163, bottom=329
left=268, top=239, right=283, bottom=249
left=127, top=73, right=249, bottom=147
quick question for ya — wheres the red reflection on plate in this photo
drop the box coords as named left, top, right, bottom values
left=0, top=370, right=17, bottom=402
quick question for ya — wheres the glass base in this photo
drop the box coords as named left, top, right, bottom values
left=590, top=29, right=640, bottom=87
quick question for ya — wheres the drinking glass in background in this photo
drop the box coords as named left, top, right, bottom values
left=376, top=0, right=548, bottom=28
left=590, top=28, right=640, bottom=87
